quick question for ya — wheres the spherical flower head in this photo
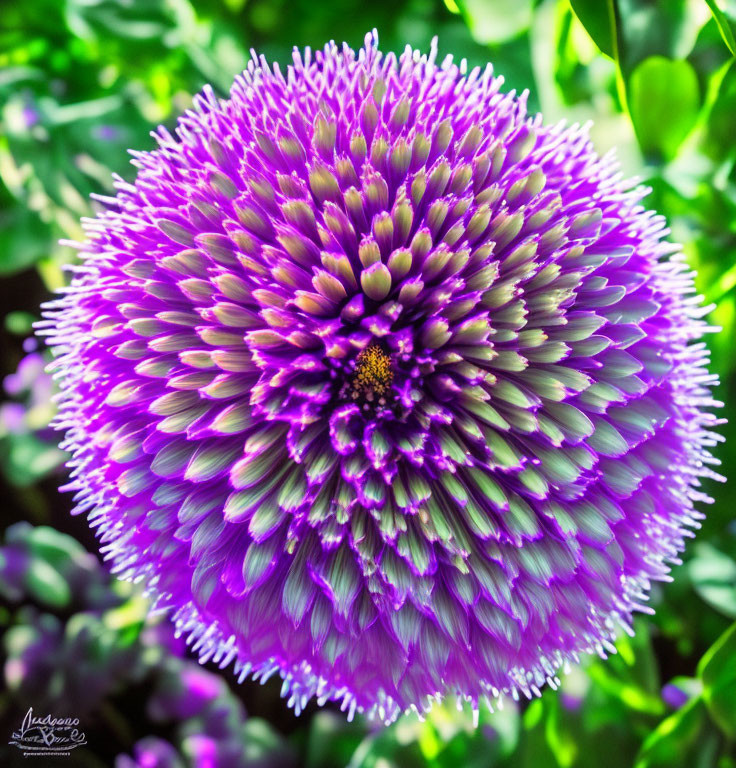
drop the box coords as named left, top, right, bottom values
left=40, top=32, right=722, bottom=724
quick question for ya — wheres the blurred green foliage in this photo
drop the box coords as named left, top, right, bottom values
left=0, top=524, right=296, bottom=767
left=1, top=0, right=735, bottom=766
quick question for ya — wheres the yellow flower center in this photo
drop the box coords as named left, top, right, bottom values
left=351, top=345, right=393, bottom=400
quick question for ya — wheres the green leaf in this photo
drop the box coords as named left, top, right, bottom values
left=704, top=60, right=736, bottom=161
left=705, top=0, right=736, bottom=55
left=25, top=558, right=72, bottom=608
left=698, top=621, right=736, bottom=738
left=618, top=0, right=708, bottom=74
left=0, top=204, right=52, bottom=275
left=27, top=525, right=87, bottom=572
left=569, top=0, right=708, bottom=117
left=569, top=0, right=616, bottom=57
left=304, top=711, right=364, bottom=768
left=0, top=433, right=66, bottom=487
left=628, top=56, right=700, bottom=160
left=634, top=697, right=707, bottom=768
left=689, top=542, right=736, bottom=618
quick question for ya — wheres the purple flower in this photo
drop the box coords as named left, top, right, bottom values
left=2, top=524, right=294, bottom=768
left=1, top=351, right=55, bottom=437
left=1, top=523, right=152, bottom=715
left=661, top=677, right=702, bottom=710
left=116, top=737, right=182, bottom=768
left=40, top=33, right=722, bottom=723
left=660, top=683, right=690, bottom=711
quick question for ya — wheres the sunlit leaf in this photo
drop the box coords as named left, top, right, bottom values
left=0, top=204, right=52, bottom=275
left=569, top=0, right=616, bottom=58
left=704, top=60, right=736, bottom=160
left=634, top=697, right=707, bottom=768
left=25, top=558, right=72, bottom=608
left=689, top=543, right=736, bottom=619
left=705, top=0, right=736, bottom=55
left=698, top=621, right=736, bottom=738
left=628, top=56, right=700, bottom=160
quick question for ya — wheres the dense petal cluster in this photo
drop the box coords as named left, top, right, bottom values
left=40, top=33, right=722, bottom=723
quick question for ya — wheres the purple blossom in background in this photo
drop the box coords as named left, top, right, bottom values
left=1, top=523, right=295, bottom=767
left=40, top=32, right=723, bottom=724
left=660, top=683, right=690, bottom=711
left=0, top=346, right=64, bottom=484
left=117, top=738, right=182, bottom=768
left=94, top=124, right=121, bottom=142
left=1, top=350, right=55, bottom=438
